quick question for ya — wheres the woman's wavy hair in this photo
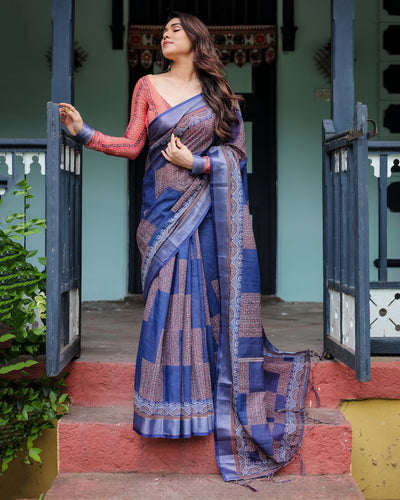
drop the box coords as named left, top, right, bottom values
left=161, top=11, right=243, bottom=143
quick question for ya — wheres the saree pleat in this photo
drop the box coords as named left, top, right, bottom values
left=133, top=93, right=310, bottom=480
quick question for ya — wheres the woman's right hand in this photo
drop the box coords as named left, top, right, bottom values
left=59, top=103, right=84, bottom=136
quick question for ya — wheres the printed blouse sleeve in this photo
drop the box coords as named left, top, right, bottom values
left=83, top=78, right=149, bottom=160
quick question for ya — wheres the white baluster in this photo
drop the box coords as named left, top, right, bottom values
left=341, top=148, right=348, bottom=172
left=37, top=152, right=46, bottom=175
left=70, top=149, right=75, bottom=174
left=387, top=155, right=400, bottom=177
left=0, top=153, right=13, bottom=176
left=75, top=151, right=81, bottom=175
left=60, top=144, right=65, bottom=170
left=65, top=146, right=71, bottom=172
left=334, top=150, right=340, bottom=173
left=368, top=154, right=392, bottom=178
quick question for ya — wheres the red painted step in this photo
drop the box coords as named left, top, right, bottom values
left=58, top=406, right=352, bottom=475
left=65, top=361, right=135, bottom=406
left=65, top=358, right=400, bottom=409
left=44, top=472, right=364, bottom=500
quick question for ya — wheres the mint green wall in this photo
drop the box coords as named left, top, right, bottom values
left=0, top=0, right=129, bottom=301
left=276, top=0, right=330, bottom=301
left=75, top=0, right=129, bottom=300
left=1, top=1, right=390, bottom=302
left=276, top=0, right=383, bottom=301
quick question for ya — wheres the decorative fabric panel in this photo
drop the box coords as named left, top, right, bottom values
left=128, top=25, right=277, bottom=69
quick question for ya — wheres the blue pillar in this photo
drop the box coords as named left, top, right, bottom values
left=51, top=0, right=75, bottom=104
left=331, top=0, right=354, bottom=131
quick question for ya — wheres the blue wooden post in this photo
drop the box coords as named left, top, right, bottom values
left=51, top=0, right=75, bottom=104
left=331, top=0, right=354, bottom=131
left=378, top=155, right=388, bottom=281
left=353, top=103, right=370, bottom=381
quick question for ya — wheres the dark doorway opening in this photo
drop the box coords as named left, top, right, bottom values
left=128, top=0, right=277, bottom=294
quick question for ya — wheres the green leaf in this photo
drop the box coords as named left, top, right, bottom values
left=27, top=437, right=33, bottom=450
left=58, top=393, right=68, bottom=404
left=0, top=333, right=15, bottom=343
left=37, top=257, right=47, bottom=266
left=28, top=447, right=42, bottom=463
left=0, top=359, right=37, bottom=374
left=49, top=391, right=57, bottom=404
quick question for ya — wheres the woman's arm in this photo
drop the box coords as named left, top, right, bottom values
left=59, top=78, right=149, bottom=160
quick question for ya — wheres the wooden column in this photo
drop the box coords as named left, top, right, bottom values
left=51, top=0, right=75, bottom=104
left=331, top=0, right=354, bottom=131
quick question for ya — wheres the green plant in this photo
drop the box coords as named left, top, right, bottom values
left=0, top=180, right=46, bottom=361
left=0, top=180, right=69, bottom=474
left=0, top=366, right=69, bottom=473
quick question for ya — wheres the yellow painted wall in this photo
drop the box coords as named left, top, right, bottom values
left=0, top=425, right=58, bottom=500
left=341, top=400, right=400, bottom=500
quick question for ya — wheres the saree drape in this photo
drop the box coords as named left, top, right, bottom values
left=133, top=93, right=311, bottom=481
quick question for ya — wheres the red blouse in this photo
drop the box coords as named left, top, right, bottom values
left=84, top=75, right=210, bottom=174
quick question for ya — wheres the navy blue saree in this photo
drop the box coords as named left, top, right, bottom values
left=133, top=93, right=311, bottom=481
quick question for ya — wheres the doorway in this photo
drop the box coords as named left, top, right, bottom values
left=128, top=0, right=277, bottom=294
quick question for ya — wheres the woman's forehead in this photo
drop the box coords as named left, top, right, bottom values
left=164, top=17, right=181, bottom=30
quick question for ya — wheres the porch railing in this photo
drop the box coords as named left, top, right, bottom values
left=0, top=139, right=47, bottom=197
left=368, top=141, right=400, bottom=353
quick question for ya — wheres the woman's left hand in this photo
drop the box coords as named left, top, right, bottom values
left=161, top=133, right=193, bottom=170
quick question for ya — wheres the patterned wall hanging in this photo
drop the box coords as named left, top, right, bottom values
left=128, top=25, right=277, bottom=69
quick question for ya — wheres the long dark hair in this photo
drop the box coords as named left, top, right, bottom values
left=161, top=11, right=242, bottom=143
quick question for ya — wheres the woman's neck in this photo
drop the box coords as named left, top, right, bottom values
left=169, top=57, right=197, bottom=84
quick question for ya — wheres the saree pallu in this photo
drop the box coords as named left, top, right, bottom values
left=133, top=94, right=311, bottom=481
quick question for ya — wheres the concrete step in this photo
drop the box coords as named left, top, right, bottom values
left=65, top=361, right=135, bottom=406
left=44, top=472, right=365, bottom=500
left=58, top=406, right=352, bottom=476
left=64, top=358, right=400, bottom=409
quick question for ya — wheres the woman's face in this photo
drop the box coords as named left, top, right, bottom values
left=161, top=17, right=193, bottom=59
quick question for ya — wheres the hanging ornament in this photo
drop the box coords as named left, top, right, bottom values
left=234, top=49, right=246, bottom=68
left=140, top=49, right=153, bottom=69
left=128, top=49, right=139, bottom=68
left=265, top=47, right=276, bottom=64
left=219, top=49, right=231, bottom=65
left=249, top=49, right=262, bottom=68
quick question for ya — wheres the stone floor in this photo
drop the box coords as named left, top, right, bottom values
left=80, top=296, right=324, bottom=363
left=45, top=472, right=365, bottom=500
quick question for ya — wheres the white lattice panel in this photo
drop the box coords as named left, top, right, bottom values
left=329, top=289, right=341, bottom=342
left=342, top=293, right=355, bottom=350
left=370, top=289, right=400, bottom=338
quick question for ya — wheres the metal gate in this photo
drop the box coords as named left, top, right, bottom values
left=46, top=102, right=82, bottom=376
left=322, top=102, right=371, bottom=382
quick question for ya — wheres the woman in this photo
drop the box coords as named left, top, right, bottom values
left=59, top=12, right=310, bottom=481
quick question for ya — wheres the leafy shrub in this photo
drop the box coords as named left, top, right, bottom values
left=0, top=180, right=69, bottom=474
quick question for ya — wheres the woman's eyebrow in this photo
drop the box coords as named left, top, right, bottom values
left=163, top=22, right=182, bottom=32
